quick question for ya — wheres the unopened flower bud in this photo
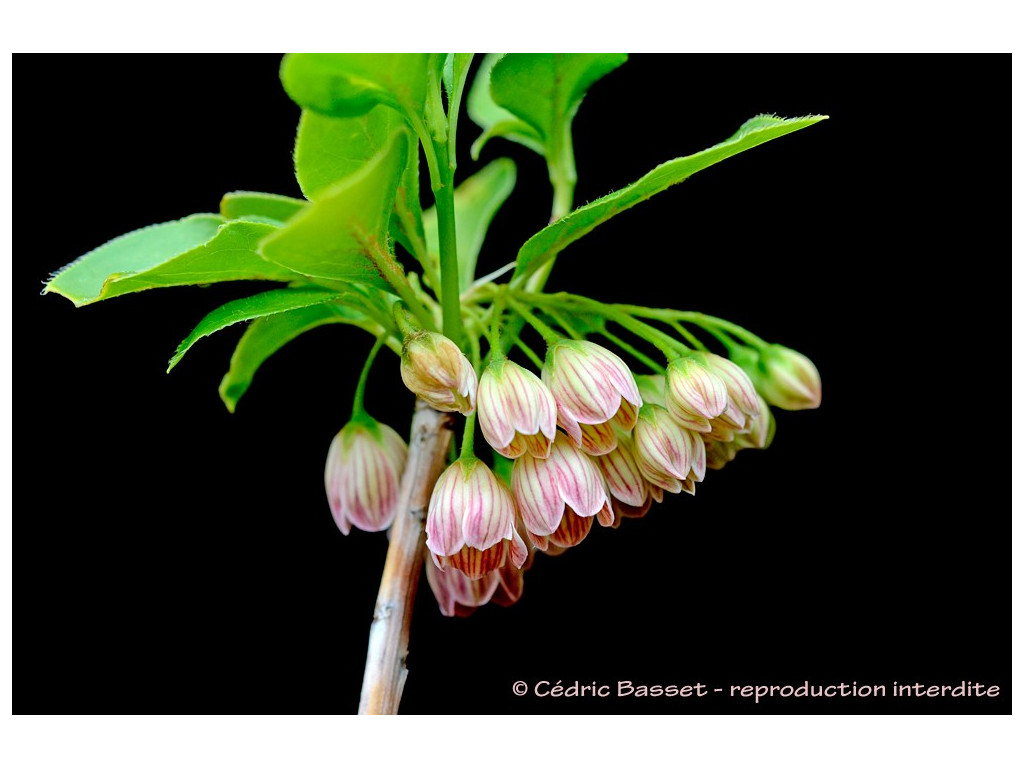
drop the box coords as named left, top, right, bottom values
left=542, top=339, right=642, bottom=455
left=400, top=331, right=477, bottom=414
left=426, top=458, right=527, bottom=579
left=477, top=359, right=557, bottom=459
left=753, top=344, right=822, bottom=411
left=324, top=418, right=408, bottom=535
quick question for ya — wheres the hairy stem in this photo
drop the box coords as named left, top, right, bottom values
left=358, top=400, right=454, bottom=714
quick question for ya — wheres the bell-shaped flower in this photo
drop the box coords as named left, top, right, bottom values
left=687, top=429, right=707, bottom=483
left=735, top=394, right=776, bottom=450
left=324, top=417, right=407, bottom=535
left=705, top=439, right=739, bottom=470
left=700, top=352, right=762, bottom=422
left=593, top=434, right=663, bottom=527
left=477, top=358, right=557, bottom=459
left=400, top=331, right=477, bottom=414
left=425, top=458, right=527, bottom=579
left=632, top=404, right=694, bottom=494
left=491, top=519, right=535, bottom=607
left=425, top=539, right=534, bottom=617
left=424, top=555, right=501, bottom=617
left=706, top=402, right=749, bottom=443
left=665, top=356, right=728, bottom=432
left=511, top=433, right=613, bottom=551
left=541, top=339, right=642, bottom=455
left=756, top=344, right=822, bottom=411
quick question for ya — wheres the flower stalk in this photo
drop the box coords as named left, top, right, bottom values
left=358, top=399, right=455, bottom=715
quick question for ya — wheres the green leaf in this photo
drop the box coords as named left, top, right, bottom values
left=218, top=303, right=376, bottom=413
left=422, top=158, right=517, bottom=292
left=295, top=107, right=425, bottom=268
left=220, top=191, right=307, bottom=223
left=467, top=53, right=544, bottom=159
left=45, top=215, right=302, bottom=307
left=280, top=53, right=439, bottom=124
left=489, top=53, right=627, bottom=158
left=260, top=132, right=409, bottom=291
left=167, top=286, right=345, bottom=372
left=295, top=107, right=408, bottom=200
left=513, top=114, right=829, bottom=281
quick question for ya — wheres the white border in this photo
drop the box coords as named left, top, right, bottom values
left=3, top=4, right=1019, bottom=766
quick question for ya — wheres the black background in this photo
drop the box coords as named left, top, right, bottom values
left=17, top=54, right=1008, bottom=713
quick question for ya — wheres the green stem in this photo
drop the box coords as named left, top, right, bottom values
left=351, top=336, right=386, bottom=420
left=364, top=242, right=436, bottom=332
left=408, top=79, right=464, bottom=348
left=433, top=167, right=465, bottom=346
left=487, top=294, right=507, bottom=360
left=702, top=324, right=739, bottom=352
left=459, top=411, right=477, bottom=459
left=410, top=117, right=443, bottom=201
left=343, top=291, right=396, bottom=336
left=515, top=291, right=685, bottom=360
left=547, top=118, right=577, bottom=224
left=512, top=336, right=545, bottom=369
left=523, top=173, right=574, bottom=293
left=600, top=328, right=665, bottom=374
left=616, top=306, right=769, bottom=350
left=507, top=298, right=562, bottom=345
left=668, top=320, right=708, bottom=351
left=545, top=307, right=583, bottom=340
left=691, top=315, right=768, bottom=349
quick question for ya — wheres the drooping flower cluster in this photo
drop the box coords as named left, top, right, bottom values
left=329, top=327, right=820, bottom=617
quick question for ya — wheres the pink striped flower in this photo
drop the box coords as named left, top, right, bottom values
left=511, top=433, right=613, bottom=551
left=400, top=331, right=477, bottom=415
left=424, top=556, right=501, bottom=617
left=592, top=434, right=664, bottom=527
left=701, top=352, right=761, bottom=424
left=541, top=339, right=642, bottom=455
left=477, top=358, right=557, bottom=459
left=324, top=418, right=407, bottom=535
left=687, top=429, right=707, bottom=483
left=632, top=404, right=694, bottom=494
left=665, top=355, right=728, bottom=432
left=735, top=394, right=775, bottom=450
left=424, top=542, right=533, bottom=617
left=425, top=458, right=527, bottom=579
